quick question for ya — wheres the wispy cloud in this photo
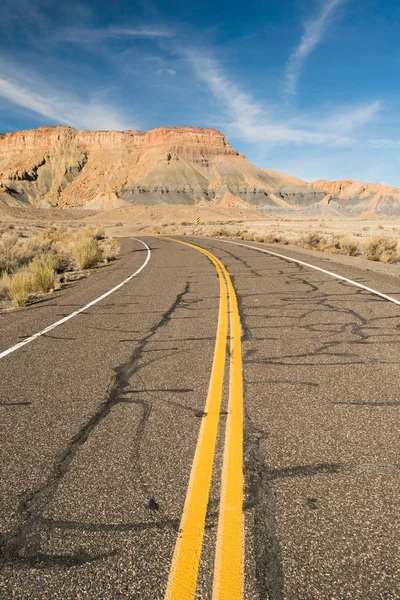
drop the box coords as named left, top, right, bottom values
left=156, top=68, right=176, bottom=76
left=367, top=138, right=400, bottom=149
left=284, top=0, right=346, bottom=96
left=0, top=76, right=134, bottom=130
left=57, top=25, right=172, bottom=44
left=187, top=51, right=379, bottom=147
left=294, top=100, right=382, bottom=134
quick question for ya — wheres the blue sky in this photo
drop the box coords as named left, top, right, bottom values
left=1, top=0, right=400, bottom=184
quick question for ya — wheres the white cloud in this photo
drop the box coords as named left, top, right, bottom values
left=187, top=52, right=379, bottom=147
left=284, top=0, right=346, bottom=96
left=0, top=76, right=135, bottom=130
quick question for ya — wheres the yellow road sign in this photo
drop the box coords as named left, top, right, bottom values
left=196, top=216, right=201, bottom=226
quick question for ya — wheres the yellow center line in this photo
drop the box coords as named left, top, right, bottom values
left=162, top=237, right=244, bottom=600
left=163, top=238, right=229, bottom=600
left=212, top=260, right=244, bottom=600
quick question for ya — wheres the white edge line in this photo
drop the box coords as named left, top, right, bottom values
left=0, top=238, right=151, bottom=361
left=207, top=238, right=400, bottom=307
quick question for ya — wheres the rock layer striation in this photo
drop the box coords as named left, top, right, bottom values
left=0, top=126, right=324, bottom=211
left=1, top=126, right=400, bottom=215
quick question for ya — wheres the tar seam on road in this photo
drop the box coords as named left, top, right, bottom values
left=0, top=238, right=151, bottom=361
left=162, top=239, right=244, bottom=600
left=207, top=239, right=400, bottom=307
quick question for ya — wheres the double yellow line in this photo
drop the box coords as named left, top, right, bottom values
left=163, top=238, right=244, bottom=600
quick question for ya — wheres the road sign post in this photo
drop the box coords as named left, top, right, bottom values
left=194, top=216, right=202, bottom=235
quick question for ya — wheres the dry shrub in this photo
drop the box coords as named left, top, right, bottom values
left=1, top=253, right=57, bottom=306
left=302, top=232, right=326, bottom=249
left=89, top=225, right=106, bottom=240
left=263, top=232, right=289, bottom=245
left=36, top=225, right=67, bottom=247
left=1, top=270, right=36, bottom=307
left=240, top=231, right=255, bottom=241
left=253, top=233, right=265, bottom=243
left=71, top=238, right=103, bottom=269
left=102, top=239, right=120, bottom=262
left=0, top=226, right=121, bottom=307
left=29, top=254, right=57, bottom=293
left=361, top=236, right=399, bottom=262
left=212, top=228, right=231, bottom=237
left=0, top=231, right=20, bottom=273
left=325, top=235, right=360, bottom=256
left=50, top=246, right=75, bottom=273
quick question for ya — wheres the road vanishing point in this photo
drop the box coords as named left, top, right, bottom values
left=1, top=236, right=399, bottom=599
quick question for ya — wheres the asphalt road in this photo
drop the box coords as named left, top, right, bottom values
left=1, top=235, right=399, bottom=599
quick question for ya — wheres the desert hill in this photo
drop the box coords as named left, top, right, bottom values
left=0, top=126, right=324, bottom=211
left=1, top=125, right=400, bottom=216
left=311, top=179, right=400, bottom=216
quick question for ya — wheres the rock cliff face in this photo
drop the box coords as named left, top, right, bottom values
left=0, top=125, right=324, bottom=211
left=1, top=126, right=400, bottom=215
left=311, top=179, right=400, bottom=216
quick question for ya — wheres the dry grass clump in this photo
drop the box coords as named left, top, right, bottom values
left=299, top=232, right=327, bottom=249
left=361, top=236, right=399, bottom=263
left=263, top=232, right=289, bottom=245
left=1, top=270, right=36, bottom=307
left=323, top=235, right=360, bottom=256
left=0, top=226, right=120, bottom=307
left=1, top=254, right=57, bottom=307
left=102, top=239, right=121, bottom=262
left=29, top=254, right=57, bottom=293
left=70, top=237, right=103, bottom=270
left=0, top=232, right=19, bottom=273
left=240, top=231, right=256, bottom=241
left=211, top=227, right=233, bottom=238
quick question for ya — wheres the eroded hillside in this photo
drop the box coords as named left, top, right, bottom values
left=0, top=126, right=324, bottom=211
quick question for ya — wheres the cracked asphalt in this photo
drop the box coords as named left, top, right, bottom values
left=1, top=235, right=399, bottom=599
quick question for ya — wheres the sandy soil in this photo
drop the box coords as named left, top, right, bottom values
left=88, top=206, right=400, bottom=242
left=1, top=204, right=400, bottom=249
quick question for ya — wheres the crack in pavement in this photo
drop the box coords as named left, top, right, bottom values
left=0, top=281, right=191, bottom=568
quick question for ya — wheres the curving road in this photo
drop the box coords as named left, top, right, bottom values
left=0, top=236, right=399, bottom=599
